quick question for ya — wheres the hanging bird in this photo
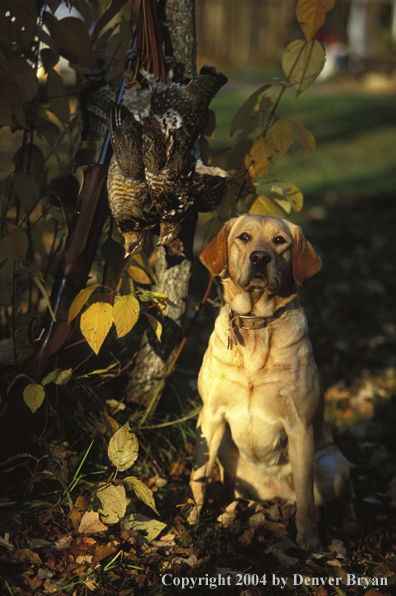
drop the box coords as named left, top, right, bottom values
left=107, top=104, right=160, bottom=256
left=98, top=62, right=229, bottom=257
left=141, top=65, right=228, bottom=254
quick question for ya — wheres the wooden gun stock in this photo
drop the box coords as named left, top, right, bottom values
left=0, top=165, right=109, bottom=461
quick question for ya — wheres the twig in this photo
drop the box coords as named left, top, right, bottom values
left=132, top=410, right=199, bottom=432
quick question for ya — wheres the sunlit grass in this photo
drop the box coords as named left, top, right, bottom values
left=208, top=81, right=396, bottom=207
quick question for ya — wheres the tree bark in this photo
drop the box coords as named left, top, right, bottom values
left=126, top=1, right=197, bottom=409
left=164, top=0, right=197, bottom=78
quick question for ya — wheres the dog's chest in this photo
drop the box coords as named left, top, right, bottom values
left=225, top=400, right=288, bottom=467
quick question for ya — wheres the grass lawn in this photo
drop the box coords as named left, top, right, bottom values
left=207, top=77, right=396, bottom=208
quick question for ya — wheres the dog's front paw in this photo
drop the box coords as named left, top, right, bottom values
left=187, top=503, right=200, bottom=525
left=296, top=531, right=321, bottom=553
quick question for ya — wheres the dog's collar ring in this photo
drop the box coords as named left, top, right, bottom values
left=227, top=309, right=270, bottom=349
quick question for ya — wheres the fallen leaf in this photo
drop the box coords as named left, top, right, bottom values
left=70, top=536, right=97, bottom=557
left=97, top=484, right=127, bottom=524
left=93, top=540, right=118, bottom=563
left=1, top=548, right=42, bottom=565
left=120, top=513, right=166, bottom=542
left=78, top=511, right=108, bottom=535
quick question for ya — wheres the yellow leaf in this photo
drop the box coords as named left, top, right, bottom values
left=269, top=183, right=304, bottom=213
left=127, top=255, right=155, bottom=285
left=42, top=368, right=73, bottom=386
left=288, top=119, right=316, bottom=153
left=124, top=476, right=158, bottom=514
left=108, top=422, right=139, bottom=472
left=68, top=284, right=101, bottom=325
left=80, top=302, right=113, bottom=355
left=249, top=195, right=286, bottom=218
left=23, top=383, right=45, bottom=414
left=282, top=39, right=326, bottom=95
left=296, top=0, right=335, bottom=41
left=245, top=136, right=279, bottom=178
left=112, top=294, right=140, bottom=338
left=143, top=312, right=162, bottom=342
left=273, top=119, right=293, bottom=156
left=97, top=484, right=126, bottom=524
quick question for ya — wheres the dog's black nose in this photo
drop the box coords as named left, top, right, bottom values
left=249, top=250, right=271, bottom=267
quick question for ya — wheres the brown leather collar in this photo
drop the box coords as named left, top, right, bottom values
left=227, top=308, right=282, bottom=350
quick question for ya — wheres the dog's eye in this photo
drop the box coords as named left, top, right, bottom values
left=274, top=236, right=287, bottom=245
left=238, top=233, right=250, bottom=242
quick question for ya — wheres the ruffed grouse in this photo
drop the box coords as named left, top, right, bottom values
left=92, top=61, right=228, bottom=256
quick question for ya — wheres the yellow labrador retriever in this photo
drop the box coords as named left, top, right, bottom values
left=189, top=215, right=352, bottom=550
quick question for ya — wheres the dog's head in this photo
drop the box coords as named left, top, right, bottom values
left=200, top=215, right=321, bottom=291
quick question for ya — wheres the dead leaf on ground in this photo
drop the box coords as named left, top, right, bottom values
left=93, top=540, right=119, bottom=563
left=78, top=511, right=108, bottom=535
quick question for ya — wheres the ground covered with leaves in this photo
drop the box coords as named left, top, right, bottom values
left=1, top=195, right=396, bottom=595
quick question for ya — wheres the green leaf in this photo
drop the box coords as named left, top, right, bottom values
left=50, top=17, right=93, bottom=68
left=9, top=226, right=28, bottom=260
left=42, top=368, right=72, bottom=386
left=68, top=284, right=101, bottom=324
left=13, top=172, right=39, bottom=212
left=112, top=294, right=140, bottom=338
left=80, top=302, right=113, bottom=355
left=124, top=476, right=158, bottom=514
left=288, top=119, right=316, bottom=153
left=7, top=52, right=39, bottom=104
left=0, top=275, right=12, bottom=306
left=203, top=215, right=224, bottom=245
left=0, top=237, right=18, bottom=279
left=47, top=69, right=70, bottom=123
left=23, top=383, right=45, bottom=414
left=91, top=0, right=129, bottom=43
left=35, top=118, right=60, bottom=145
left=230, top=83, right=272, bottom=136
left=273, top=119, right=293, bottom=156
left=0, top=0, right=37, bottom=49
left=0, top=77, right=28, bottom=129
left=281, top=39, right=326, bottom=96
left=30, top=274, right=56, bottom=322
left=40, top=48, right=59, bottom=73
left=108, top=422, right=139, bottom=472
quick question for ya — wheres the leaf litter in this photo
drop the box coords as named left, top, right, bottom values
left=1, top=200, right=396, bottom=595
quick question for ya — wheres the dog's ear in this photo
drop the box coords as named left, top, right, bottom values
left=292, top=226, right=322, bottom=286
left=200, top=220, right=233, bottom=276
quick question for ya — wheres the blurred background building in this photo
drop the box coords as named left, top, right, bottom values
left=196, top=0, right=396, bottom=79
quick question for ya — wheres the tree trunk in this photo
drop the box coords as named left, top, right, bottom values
left=126, top=0, right=197, bottom=409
